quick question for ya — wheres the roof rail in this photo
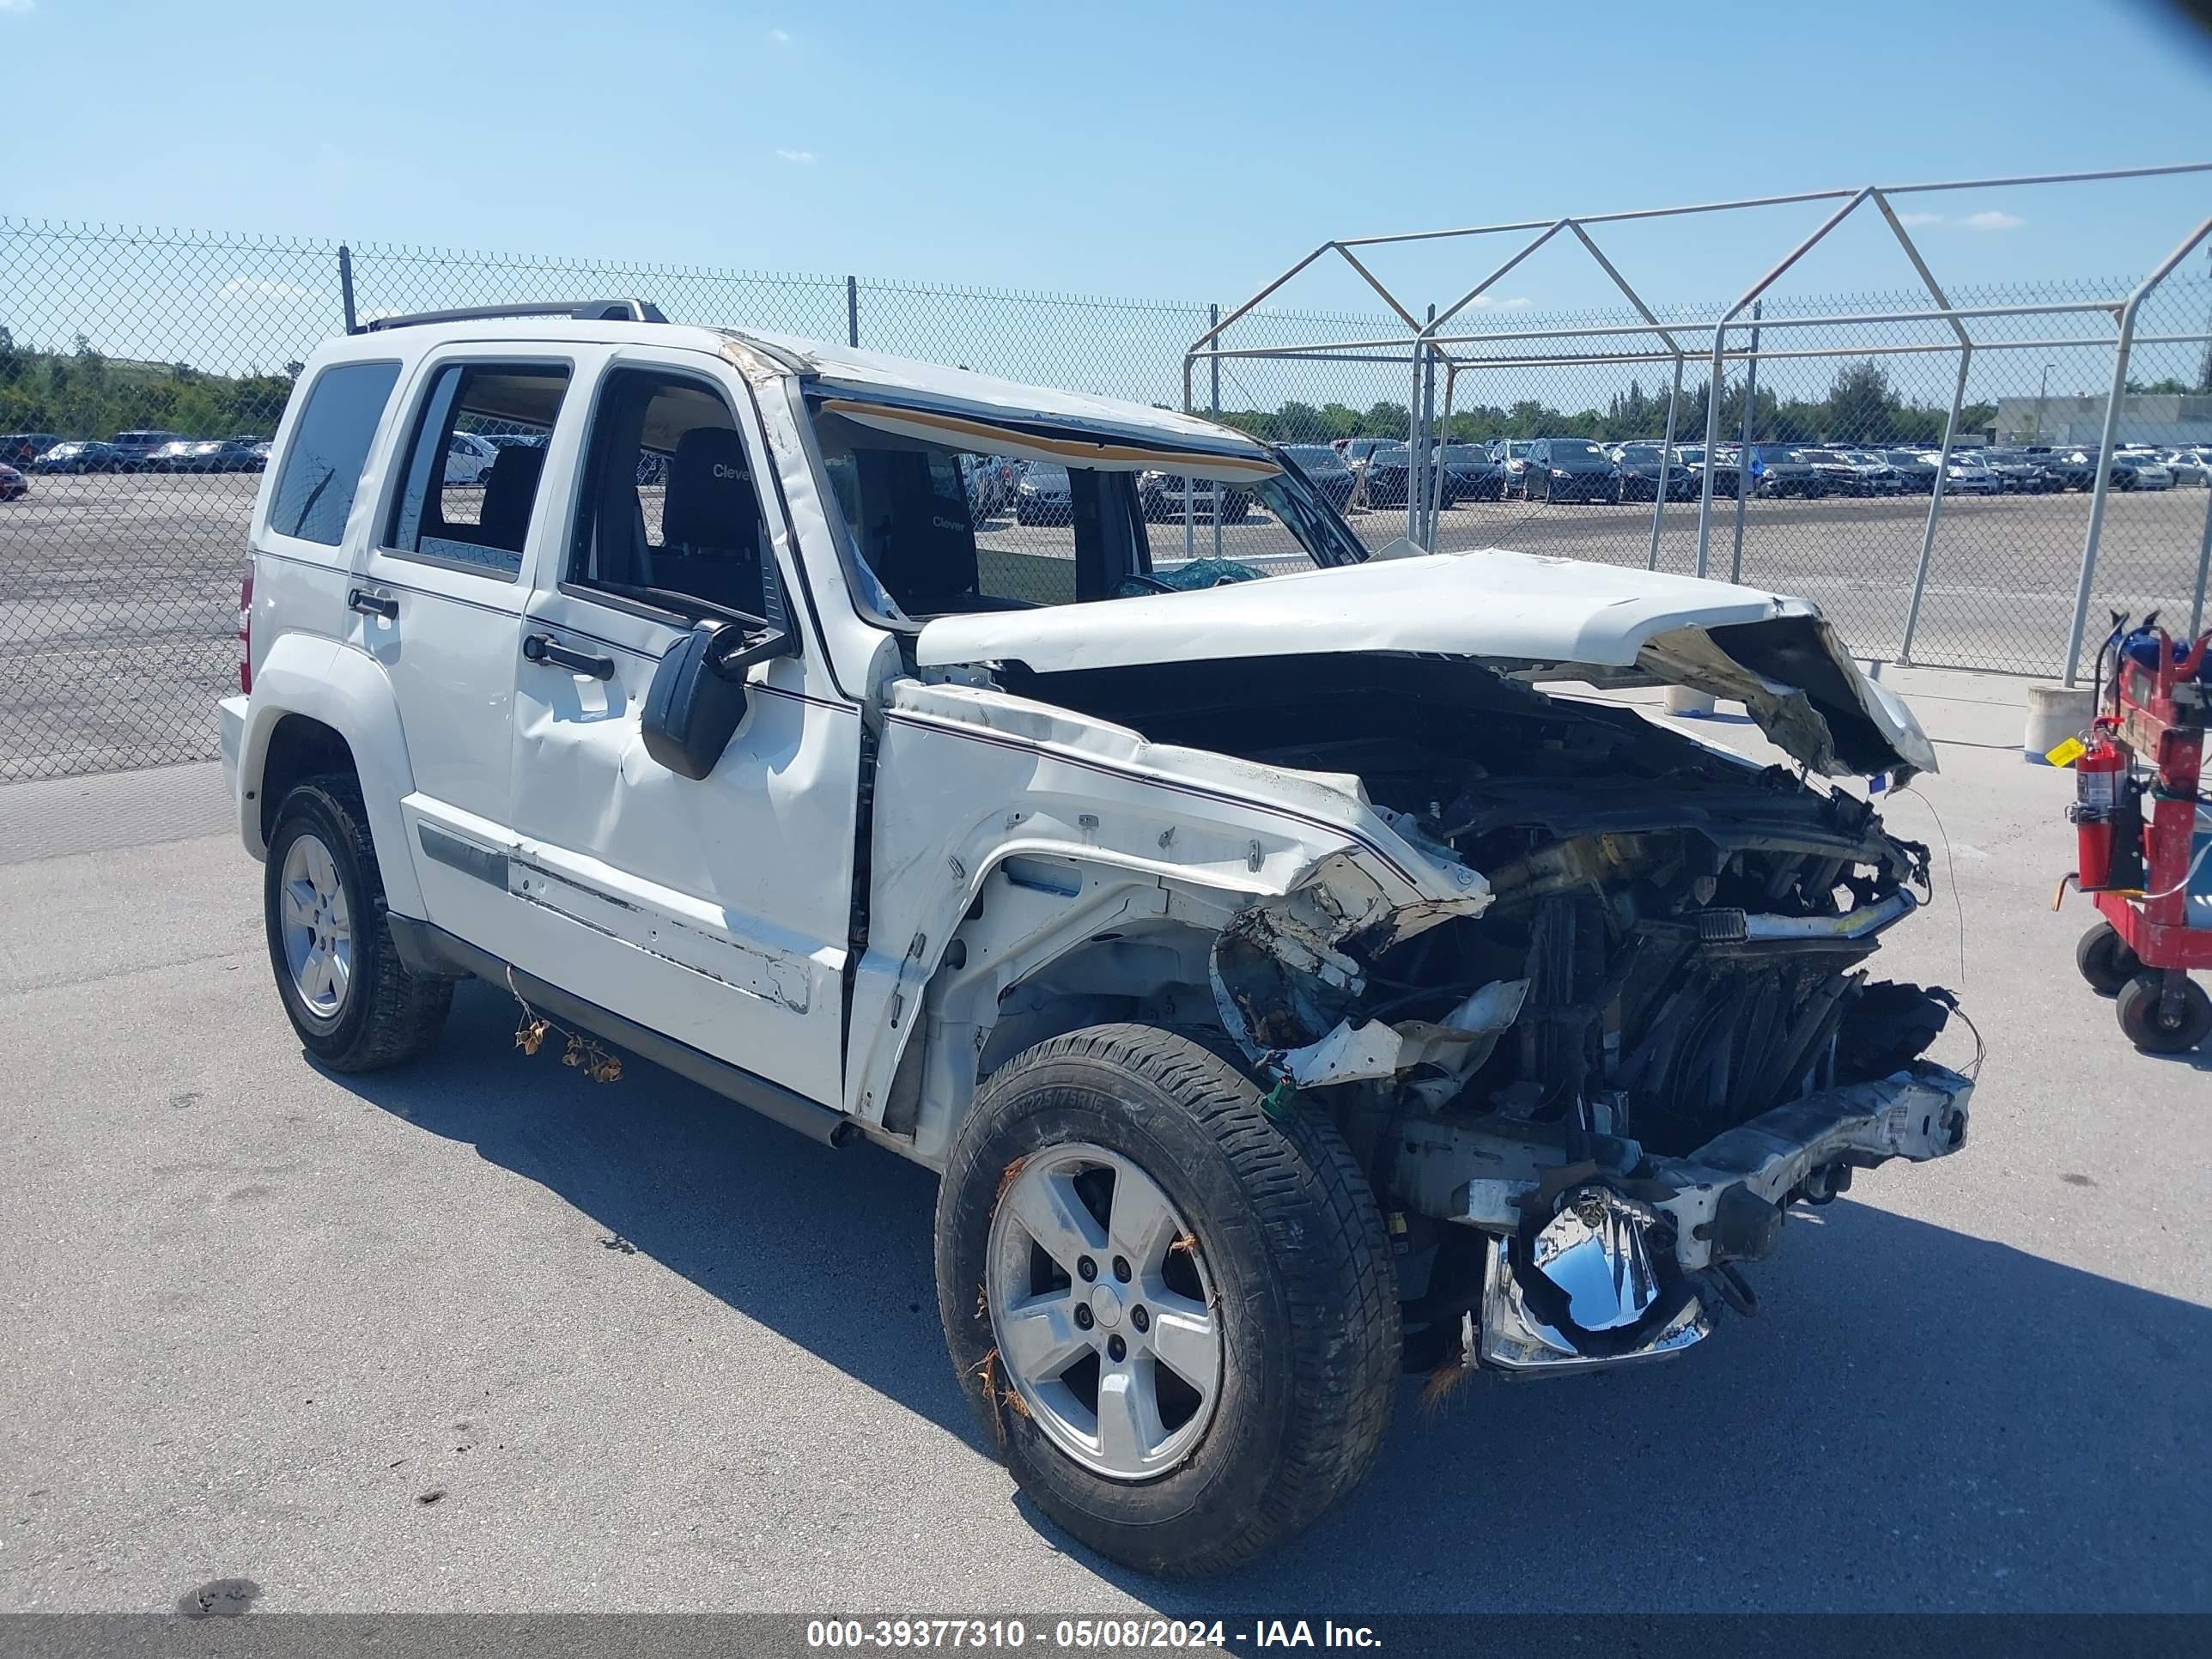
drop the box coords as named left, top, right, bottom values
left=357, top=299, right=668, bottom=333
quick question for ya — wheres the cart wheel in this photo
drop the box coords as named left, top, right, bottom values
left=2075, top=921, right=2142, bottom=997
left=2115, top=972, right=2212, bottom=1055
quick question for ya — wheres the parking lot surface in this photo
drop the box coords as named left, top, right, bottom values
left=3, top=669, right=2208, bottom=1613
left=4, top=471, right=2210, bottom=778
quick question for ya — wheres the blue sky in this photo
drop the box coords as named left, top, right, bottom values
left=5, top=0, right=2209, bottom=315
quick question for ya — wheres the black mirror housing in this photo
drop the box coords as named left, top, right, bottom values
left=641, top=617, right=793, bottom=781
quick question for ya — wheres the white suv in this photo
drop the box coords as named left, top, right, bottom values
left=221, top=299, right=1972, bottom=1576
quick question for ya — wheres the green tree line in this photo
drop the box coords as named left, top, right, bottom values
left=1206, top=362, right=1996, bottom=448
left=0, top=327, right=301, bottom=440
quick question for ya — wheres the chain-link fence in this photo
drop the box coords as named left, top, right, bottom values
left=4, top=212, right=2210, bottom=781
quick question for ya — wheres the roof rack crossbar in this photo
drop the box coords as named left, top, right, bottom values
left=358, top=298, right=668, bottom=333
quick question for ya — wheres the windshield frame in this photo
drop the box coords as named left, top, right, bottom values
left=794, top=387, right=1370, bottom=636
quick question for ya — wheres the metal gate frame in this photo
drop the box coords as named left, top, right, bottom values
left=1182, top=164, right=2212, bottom=679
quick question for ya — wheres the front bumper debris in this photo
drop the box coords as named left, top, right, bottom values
left=1478, top=1235, right=1711, bottom=1376
left=1395, top=1063, right=1972, bottom=1376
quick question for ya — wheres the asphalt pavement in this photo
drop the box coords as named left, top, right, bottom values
left=1, top=671, right=2208, bottom=1613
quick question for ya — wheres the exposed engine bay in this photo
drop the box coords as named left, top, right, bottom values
left=1002, top=649, right=1972, bottom=1375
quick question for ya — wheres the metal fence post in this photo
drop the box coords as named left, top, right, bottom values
left=846, top=275, right=859, bottom=348
left=1209, top=304, right=1223, bottom=560
left=1900, top=342, right=1972, bottom=664
left=2064, top=215, right=2212, bottom=684
left=1729, top=300, right=1760, bottom=583
left=1649, top=355, right=1683, bottom=570
left=337, top=244, right=357, bottom=334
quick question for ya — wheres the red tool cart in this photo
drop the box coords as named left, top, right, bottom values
left=2063, top=623, right=2212, bottom=1054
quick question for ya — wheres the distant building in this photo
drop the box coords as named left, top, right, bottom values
left=1991, top=391, right=2212, bottom=447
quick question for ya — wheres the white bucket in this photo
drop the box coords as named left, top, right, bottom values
left=1664, top=685, right=1718, bottom=718
left=2024, top=684, right=2094, bottom=763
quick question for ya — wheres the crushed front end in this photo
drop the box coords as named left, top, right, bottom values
left=1176, top=659, right=1972, bottom=1378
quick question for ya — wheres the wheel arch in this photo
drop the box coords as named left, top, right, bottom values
left=237, top=638, right=423, bottom=919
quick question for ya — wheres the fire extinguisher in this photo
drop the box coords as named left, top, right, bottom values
left=2069, top=730, right=2142, bottom=890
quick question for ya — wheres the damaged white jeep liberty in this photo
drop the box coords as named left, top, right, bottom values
left=222, top=301, right=1971, bottom=1577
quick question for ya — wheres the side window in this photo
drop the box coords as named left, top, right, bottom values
left=566, top=369, right=771, bottom=620
left=266, top=360, right=401, bottom=546
left=384, top=362, right=570, bottom=578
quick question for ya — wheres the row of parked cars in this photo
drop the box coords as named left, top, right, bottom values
left=0, top=430, right=275, bottom=474
left=1297, top=434, right=2210, bottom=510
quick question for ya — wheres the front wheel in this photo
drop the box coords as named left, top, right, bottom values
left=264, top=777, right=453, bottom=1071
left=935, top=1024, right=1398, bottom=1578
left=2075, top=921, right=2140, bottom=997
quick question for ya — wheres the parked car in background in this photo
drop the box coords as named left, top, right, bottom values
left=2021, top=447, right=2094, bottom=490
left=2161, top=447, right=2211, bottom=486
left=1832, top=448, right=1905, bottom=494
left=1435, top=442, right=1502, bottom=503
left=1013, top=460, right=1073, bottom=524
left=1139, top=471, right=1253, bottom=523
left=1880, top=448, right=1939, bottom=492
left=1487, top=439, right=1537, bottom=495
left=2110, top=453, right=2174, bottom=490
left=1512, top=436, right=1618, bottom=502
left=1609, top=441, right=1697, bottom=501
left=1942, top=453, right=2001, bottom=495
left=144, top=439, right=207, bottom=472
left=0, top=463, right=26, bottom=501
left=440, top=431, right=501, bottom=485
left=1981, top=448, right=2057, bottom=493
left=1280, top=443, right=1357, bottom=509
left=108, top=429, right=187, bottom=470
left=1676, top=442, right=1741, bottom=497
left=1, top=433, right=64, bottom=467
left=1747, top=446, right=1825, bottom=498
left=28, top=440, right=122, bottom=473
left=1334, top=436, right=1397, bottom=504
left=1346, top=443, right=1435, bottom=508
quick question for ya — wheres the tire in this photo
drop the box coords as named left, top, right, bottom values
left=935, top=1024, right=1398, bottom=1578
left=2116, top=973, right=2211, bottom=1055
left=2075, top=921, right=2141, bottom=997
left=264, top=776, right=453, bottom=1072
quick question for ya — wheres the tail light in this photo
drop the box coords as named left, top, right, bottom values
left=238, top=562, right=254, bottom=694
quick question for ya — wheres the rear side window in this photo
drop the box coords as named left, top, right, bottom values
left=384, top=362, right=570, bottom=578
left=267, top=361, right=401, bottom=545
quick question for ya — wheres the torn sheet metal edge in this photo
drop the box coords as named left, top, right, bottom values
left=1274, top=977, right=1531, bottom=1088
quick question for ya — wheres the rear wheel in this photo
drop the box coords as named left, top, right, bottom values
left=264, top=777, right=452, bottom=1071
left=936, top=1024, right=1398, bottom=1578
left=2116, top=973, right=2211, bottom=1054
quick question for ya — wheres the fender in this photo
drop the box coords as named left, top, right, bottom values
left=842, top=678, right=1492, bottom=1162
left=234, top=633, right=425, bottom=920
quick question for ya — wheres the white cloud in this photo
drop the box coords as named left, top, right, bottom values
left=218, top=278, right=316, bottom=301
left=0, top=1, right=36, bottom=17
left=768, top=27, right=791, bottom=42
left=1895, top=211, right=1943, bottom=228
left=775, top=148, right=816, bottom=164
left=1963, top=210, right=2024, bottom=231
left=1468, top=295, right=1529, bottom=308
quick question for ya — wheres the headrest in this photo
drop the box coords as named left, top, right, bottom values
left=665, top=427, right=757, bottom=552
left=477, top=443, right=547, bottom=551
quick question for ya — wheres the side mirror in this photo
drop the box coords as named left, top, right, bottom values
left=640, top=617, right=793, bottom=781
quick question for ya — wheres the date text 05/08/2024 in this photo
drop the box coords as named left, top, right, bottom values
left=805, top=1620, right=1382, bottom=1650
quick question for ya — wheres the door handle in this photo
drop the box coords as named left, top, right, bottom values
left=348, top=588, right=398, bottom=620
left=523, top=633, right=617, bottom=680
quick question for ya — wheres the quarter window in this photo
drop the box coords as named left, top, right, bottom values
left=267, top=361, right=401, bottom=546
